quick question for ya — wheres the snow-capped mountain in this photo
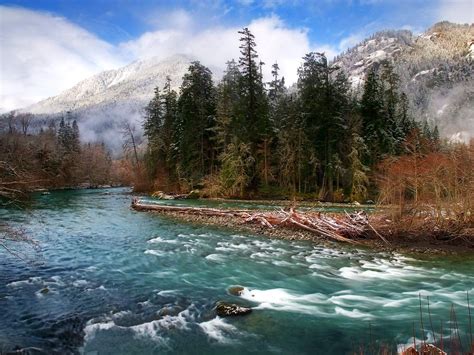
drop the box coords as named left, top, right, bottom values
left=27, top=54, right=193, bottom=115
left=24, top=54, right=197, bottom=151
left=22, top=22, right=473, bottom=149
left=333, top=22, right=474, bottom=142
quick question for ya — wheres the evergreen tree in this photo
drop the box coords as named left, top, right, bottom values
left=237, top=28, right=269, bottom=188
left=176, top=61, right=217, bottom=184
left=143, top=87, right=163, bottom=148
left=162, top=76, right=178, bottom=171
left=71, top=120, right=80, bottom=154
left=360, top=68, right=385, bottom=166
left=268, top=62, right=285, bottom=102
left=298, top=52, right=348, bottom=200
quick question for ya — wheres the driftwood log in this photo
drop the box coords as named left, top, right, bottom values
left=131, top=199, right=388, bottom=245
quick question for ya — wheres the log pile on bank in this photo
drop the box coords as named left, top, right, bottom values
left=131, top=199, right=387, bottom=245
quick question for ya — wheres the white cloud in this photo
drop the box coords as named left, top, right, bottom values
left=1, top=6, right=336, bottom=111
left=121, top=14, right=336, bottom=85
left=0, top=6, right=124, bottom=112
left=436, top=0, right=474, bottom=24
left=338, top=33, right=366, bottom=51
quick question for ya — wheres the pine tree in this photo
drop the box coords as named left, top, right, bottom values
left=143, top=87, right=163, bottom=148
left=162, top=76, right=178, bottom=171
left=360, top=68, right=385, bottom=166
left=268, top=62, right=285, bottom=102
left=176, top=61, right=217, bottom=184
left=214, top=60, right=242, bottom=153
left=298, top=52, right=348, bottom=200
left=71, top=120, right=80, bottom=154
left=237, top=28, right=269, bottom=189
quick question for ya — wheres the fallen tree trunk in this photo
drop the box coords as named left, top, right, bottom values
left=131, top=199, right=385, bottom=245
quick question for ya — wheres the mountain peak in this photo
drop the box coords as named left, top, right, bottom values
left=25, top=54, right=195, bottom=115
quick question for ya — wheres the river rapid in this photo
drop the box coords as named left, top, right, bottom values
left=0, top=188, right=473, bottom=354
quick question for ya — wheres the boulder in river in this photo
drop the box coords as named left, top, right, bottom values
left=227, top=286, right=245, bottom=296
left=215, top=302, right=252, bottom=317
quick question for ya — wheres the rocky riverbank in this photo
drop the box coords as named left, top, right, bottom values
left=132, top=200, right=473, bottom=255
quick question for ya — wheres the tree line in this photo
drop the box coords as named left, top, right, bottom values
left=141, top=28, right=441, bottom=202
left=0, top=112, right=118, bottom=199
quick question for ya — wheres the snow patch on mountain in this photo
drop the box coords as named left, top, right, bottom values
left=26, top=54, right=195, bottom=115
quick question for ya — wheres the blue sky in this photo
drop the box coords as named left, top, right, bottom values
left=0, top=0, right=456, bottom=45
left=1, top=0, right=472, bottom=111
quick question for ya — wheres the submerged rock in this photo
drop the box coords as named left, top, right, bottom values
left=215, top=302, right=252, bottom=317
left=227, top=286, right=245, bottom=296
left=39, top=287, right=49, bottom=295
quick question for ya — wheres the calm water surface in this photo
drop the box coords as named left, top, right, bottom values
left=0, top=188, right=473, bottom=354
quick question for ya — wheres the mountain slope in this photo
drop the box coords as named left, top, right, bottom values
left=27, top=54, right=194, bottom=115
left=333, top=22, right=474, bottom=141
left=24, top=54, right=196, bottom=150
left=23, top=22, right=473, bottom=149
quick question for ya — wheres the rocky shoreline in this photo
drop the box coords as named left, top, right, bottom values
left=137, top=206, right=473, bottom=256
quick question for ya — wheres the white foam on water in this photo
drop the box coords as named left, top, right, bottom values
left=215, top=242, right=251, bottom=252
left=402, top=289, right=435, bottom=296
left=308, top=263, right=331, bottom=270
left=48, top=276, right=64, bottom=286
left=130, top=320, right=165, bottom=342
left=144, top=249, right=166, bottom=257
left=86, top=285, right=107, bottom=292
left=334, top=306, right=374, bottom=319
left=112, top=310, right=132, bottom=319
left=239, top=287, right=326, bottom=315
left=383, top=298, right=416, bottom=308
left=328, top=294, right=386, bottom=308
left=148, top=236, right=178, bottom=244
left=72, top=279, right=89, bottom=287
left=338, top=257, right=431, bottom=281
left=199, top=317, right=239, bottom=344
left=7, top=277, right=42, bottom=287
left=271, top=260, right=293, bottom=267
left=250, top=252, right=274, bottom=259
left=83, top=320, right=116, bottom=342
left=205, top=254, right=226, bottom=262
left=84, top=310, right=191, bottom=346
left=130, top=314, right=188, bottom=343
left=157, top=290, right=178, bottom=296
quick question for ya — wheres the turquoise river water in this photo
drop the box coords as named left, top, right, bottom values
left=0, top=188, right=473, bottom=354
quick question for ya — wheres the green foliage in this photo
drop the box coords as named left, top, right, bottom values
left=218, top=138, right=254, bottom=197
left=142, top=28, right=419, bottom=201
left=175, top=61, right=217, bottom=184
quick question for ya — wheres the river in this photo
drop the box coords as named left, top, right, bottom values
left=0, top=188, right=473, bottom=354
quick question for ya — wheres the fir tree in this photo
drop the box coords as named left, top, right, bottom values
left=176, top=61, right=217, bottom=184
left=237, top=28, right=269, bottom=188
left=298, top=52, right=348, bottom=200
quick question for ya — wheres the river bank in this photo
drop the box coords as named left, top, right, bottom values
left=2, top=188, right=474, bottom=354
left=132, top=199, right=474, bottom=255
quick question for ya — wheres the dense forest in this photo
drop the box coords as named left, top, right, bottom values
left=1, top=27, right=472, bottom=209
left=138, top=27, right=449, bottom=203
left=0, top=112, right=122, bottom=199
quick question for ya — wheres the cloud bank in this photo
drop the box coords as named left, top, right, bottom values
left=0, top=6, right=124, bottom=112
left=1, top=6, right=334, bottom=112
